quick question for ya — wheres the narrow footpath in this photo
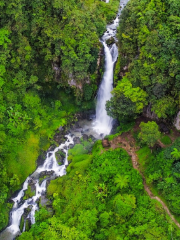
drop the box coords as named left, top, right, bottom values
left=109, top=131, right=180, bottom=229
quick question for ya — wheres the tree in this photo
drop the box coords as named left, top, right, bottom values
left=113, top=194, right=136, bottom=218
left=138, top=121, right=161, bottom=147
left=114, top=174, right=129, bottom=189
left=106, top=77, right=147, bottom=121
left=151, top=97, right=176, bottom=119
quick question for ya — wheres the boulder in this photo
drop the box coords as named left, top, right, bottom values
left=102, top=139, right=110, bottom=148
left=159, top=123, right=170, bottom=134
left=39, top=171, right=54, bottom=178
left=82, top=134, right=88, bottom=141
left=89, top=135, right=97, bottom=142
left=55, top=150, right=65, bottom=165
left=36, top=151, right=46, bottom=166
left=174, top=111, right=180, bottom=130
left=74, top=128, right=83, bottom=132
left=73, top=137, right=81, bottom=144
left=69, top=144, right=74, bottom=149
left=88, top=114, right=96, bottom=121
left=106, top=37, right=115, bottom=46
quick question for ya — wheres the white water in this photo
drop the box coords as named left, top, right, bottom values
left=0, top=135, right=74, bottom=240
left=94, top=0, right=128, bottom=136
left=94, top=42, right=118, bottom=135
left=0, top=1, right=129, bottom=239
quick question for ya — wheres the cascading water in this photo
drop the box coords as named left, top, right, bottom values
left=0, top=135, right=74, bottom=240
left=94, top=42, right=118, bottom=135
left=94, top=0, right=129, bottom=136
left=0, top=1, right=129, bottom=239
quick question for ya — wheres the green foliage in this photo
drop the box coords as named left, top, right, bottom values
left=138, top=121, right=161, bottom=147
left=115, top=0, right=180, bottom=120
left=0, top=0, right=120, bottom=229
left=160, top=135, right=172, bottom=145
left=106, top=78, right=147, bottom=120
left=137, top=137, right=180, bottom=217
left=171, top=148, right=180, bottom=160
left=83, top=84, right=94, bottom=101
left=23, top=186, right=35, bottom=200
left=113, top=194, right=136, bottom=217
left=114, top=174, right=129, bottom=189
left=152, top=97, right=176, bottom=119
left=105, top=120, right=135, bottom=141
left=19, top=148, right=180, bottom=239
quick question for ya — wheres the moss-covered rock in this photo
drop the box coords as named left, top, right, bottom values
left=106, top=37, right=116, bottom=46
left=55, top=150, right=66, bottom=165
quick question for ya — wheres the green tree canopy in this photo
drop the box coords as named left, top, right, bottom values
left=106, top=77, right=147, bottom=120
left=138, top=121, right=161, bottom=147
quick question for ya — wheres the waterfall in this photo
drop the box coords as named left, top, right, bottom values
left=0, top=1, right=129, bottom=239
left=94, top=42, right=118, bottom=136
left=94, top=0, right=129, bottom=136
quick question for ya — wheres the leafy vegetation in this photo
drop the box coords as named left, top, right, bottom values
left=138, top=121, right=161, bottom=147
left=0, top=0, right=120, bottom=230
left=18, top=147, right=180, bottom=239
left=2, top=0, right=180, bottom=238
left=160, top=135, right=172, bottom=145
left=137, top=137, right=180, bottom=218
left=106, top=78, right=147, bottom=121
left=108, top=0, right=180, bottom=121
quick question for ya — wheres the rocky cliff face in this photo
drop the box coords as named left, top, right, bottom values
left=143, top=104, right=158, bottom=120
left=174, top=111, right=180, bottom=130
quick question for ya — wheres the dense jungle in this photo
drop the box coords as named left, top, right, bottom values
left=1, top=0, right=180, bottom=239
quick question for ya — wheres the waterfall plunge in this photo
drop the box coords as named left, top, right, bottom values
left=94, top=43, right=118, bottom=136
left=93, top=0, right=129, bottom=136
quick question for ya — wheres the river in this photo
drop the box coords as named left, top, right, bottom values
left=0, top=0, right=128, bottom=239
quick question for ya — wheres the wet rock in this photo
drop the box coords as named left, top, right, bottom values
left=39, top=171, right=54, bottom=178
left=55, top=150, right=65, bottom=165
left=74, top=128, right=83, bottom=132
left=73, top=137, right=81, bottom=144
left=7, top=198, right=14, bottom=204
left=74, top=122, right=80, bottom=128
left=82, top=134, right=88, bottom=141
left=106, top=37, right=115, bottom=45
left=40, top=195, right=50, bottom=206
left=28, top=178, right=37, bottom=186
left=52, top=62, right=61, bottom=81
left=81, top=128, right=89, bottom=133
left=20, top=206, right=32, bottom=232
left=36, top=151, right=46, bottom=167
left=69, top=144, right=74, bottom=149
left=48, top=144, right=57, bottom=151
left=143, top=104, right=158, bottom=120
left=54, top=133, right=66, bottom=145
left=174, top=111, right=180, bottom=130
left=159, top=123, right=170, bottom=134
left=89, top=135, right=97, bottom=142
left=102, top=139, right=110, bottom=148
left=71, top=122, right=80, bottom=130
left=78, top=109, right=96, bottom=121
left=88, top=114, right=96, bottom=121
left=58, top=126, right=63, bottom=131
left=110, top=119, right=119, bottom=134
left=25, top=218, right=31, bottom=232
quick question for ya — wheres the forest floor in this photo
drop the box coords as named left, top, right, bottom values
left=107, top=117, right=180, bottom=229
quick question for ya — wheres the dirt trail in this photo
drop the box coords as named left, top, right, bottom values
left=109, top=132, right=180, bottom=229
